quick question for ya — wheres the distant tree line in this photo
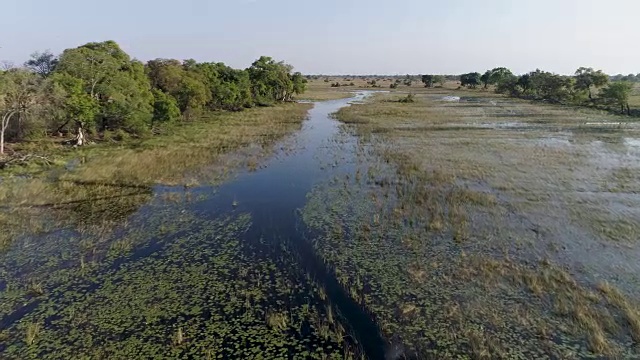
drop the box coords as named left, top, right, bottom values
left=611, top=73, right=640, bottom=82
left=0, top=40, right=307, bottom=154
left=419, top=67, right=635, bottom=115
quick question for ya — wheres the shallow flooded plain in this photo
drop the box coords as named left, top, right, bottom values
left=328, top=89, right=640, bottom=358
left=1, top=89, right=640, bottom=359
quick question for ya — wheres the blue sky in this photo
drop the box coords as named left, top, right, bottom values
left=2, top=0, right=639, bottom=75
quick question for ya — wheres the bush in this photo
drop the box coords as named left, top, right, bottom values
left=398, top=93, right=415, bottom=103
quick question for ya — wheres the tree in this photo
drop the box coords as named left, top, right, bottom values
left=460, top=72, right=481, bottom=88
left=248, top=56, right=295, bottom=105
left=290, top=72, right=307, bottom=100
left=527, top=70, right=572, bottom=103
left=55, top=41, right=154, bottom=134
left=574, top=67, right=609, bottom=101
left=175, top=73, right=210, bottom=119
left=495, top=74, right=519, bottom=96
left=0, top=70, right=41, bottom=154
left=600, top=82, right=632, bottom=114
left=517, top=74, right=532, bottom=95
left=56, top=43, right=121, bottom=99
left=145, top=59, right=184, bottom=94
left=481, top=67, right=513, bottom=89
left=421, top=75, right=434, bottom=88
left=151, top=89, right=180, bottom=125
left=50, top=72, right=99, bottom=135
left=25, top=50, right=58, bottom=77
left=433, top=75, right=445, bottom=87
left=480, top=70, right=492, bottom=89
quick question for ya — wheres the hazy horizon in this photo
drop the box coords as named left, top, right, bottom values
left=2, top=0, right=639, bottom=76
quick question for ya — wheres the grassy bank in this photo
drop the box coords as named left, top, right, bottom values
left=296, top=84, right=355, bottom=101
left=0, top=103, right=312, bottom=251
left=303, top=89, right=640, bottom=358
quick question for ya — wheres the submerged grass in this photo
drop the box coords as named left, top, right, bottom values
left=301, top=88, right=640, bottom=358
left=1, top=207, right=361, bottom=358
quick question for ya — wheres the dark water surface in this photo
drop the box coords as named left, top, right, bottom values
left=188, top=92, right=388, bottom=358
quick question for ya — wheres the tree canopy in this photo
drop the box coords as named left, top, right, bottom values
left=460, top=72, right=481, bottom=88
left=0, top=40, right=307, bottom=151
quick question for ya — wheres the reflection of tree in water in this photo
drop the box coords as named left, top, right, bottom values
left=51, top=180, right=153, bottom=230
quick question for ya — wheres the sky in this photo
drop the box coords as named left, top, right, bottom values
left=2, top=0, right=639, bottom=75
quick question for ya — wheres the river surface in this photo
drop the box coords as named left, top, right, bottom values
left=184, top=91, right=387, bottom=356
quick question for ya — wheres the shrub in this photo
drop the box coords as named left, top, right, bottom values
left=399, top=93, right=415, bottom=103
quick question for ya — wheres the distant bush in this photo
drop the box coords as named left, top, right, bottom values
left=398, top=93, right=415, bottom=103
left=390, top=83, right=398, bottom=89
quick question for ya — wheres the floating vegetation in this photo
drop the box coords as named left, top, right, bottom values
left=299, top=91, right=640, bottom=358
left=0, top=96, right=374, bottom=359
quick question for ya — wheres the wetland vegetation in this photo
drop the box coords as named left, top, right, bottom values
left=3, top=41, right=640, bottom=359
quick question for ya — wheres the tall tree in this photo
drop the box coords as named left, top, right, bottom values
left=25, top=50, right=58, bottom=77
left=480, top=70, right=492, bottom=89
left=481, top=67, right=513, bottom=89
left=0, top=70, right=41, bottom=154
left=55, top=41, right=154, bottom=133
left=290, top=72, right=307, bottom=100
left=600, top=82, right=633, bottom=114
left=175, top=73, right=210, bottom=119
left=145, top=59, right=184, bottom=94
left=50, top=72, right=99, bottom=135
left=248, top=56, right=295, bottom=105
left=421, top=75, right=434, bottom=88
left=460, top=72, right=481, bottom=88
left=151, top=89, right=180, bottom=125
left=574, top=67, right=609, bottom=101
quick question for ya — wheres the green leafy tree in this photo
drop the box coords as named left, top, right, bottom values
left=0, top=70, right=42, bottom=153
left=50, top=72, right=100, bottom=133
left=151, top=89, right=180, bottom=125
left=460, top=72, right=481, bottom=88
left=175, top=73, right=210, bottom=119
left=480, top=70, right=492, bottom=89
left=421, top=75, right=434, bottom=88
left=600, top=82, right=633, bottom=113
left=290, top=72, right=307, bottom=99
left=55, top=41, right=154, bottom=134
left=248, top=56, right=295, bottom=105
left=527, top=70, right=572, bottom=103
left=517, top=74, right=532, bottom=95
left=574, top=67, right=609, bottom=101
left=495, top=74, right=519, bottom=96
left=481, top=68, right=513, bottom=89
left=193, top=62, right=253, bottom=110
left=433, top=75, right=445, bottom=87
left=145, top=59, right=184, bottom=94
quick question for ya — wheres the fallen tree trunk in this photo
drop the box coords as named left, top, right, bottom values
left=0, top=154, right=52, bottom=169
